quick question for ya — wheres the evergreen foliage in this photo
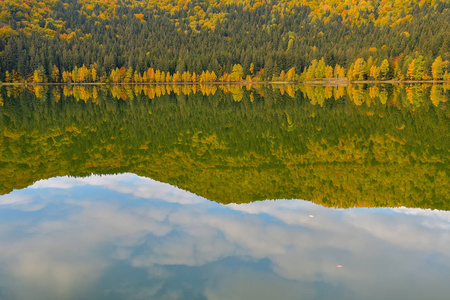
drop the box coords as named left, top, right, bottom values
left=0, top=0, right=449, bottom=82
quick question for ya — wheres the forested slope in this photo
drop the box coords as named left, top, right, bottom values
left=0, top=0, right=449, bottom=82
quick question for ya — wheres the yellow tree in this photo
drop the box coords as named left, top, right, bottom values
left=182, top=71, right=191, bottom=82
left=205, top=70, right=211, bottom=82
left=62, top=71, right=72, bottom=83
left=125, top=67, right=133, bottom=83
left=380, top=59, right=390, bottom=80
left=147, top=68, right=155, bottom=82
left=118, top=67, right=126, bottom=82
left=410, top=56, right=426, bottom=80
left=210, top=71, right=217, bottom=82
left=110, top=68, right=121, bottom=83
left=172, top=71, right=180, bottom=82
left=219, top=72, right=229, bottom=82
left=431, top=56, right=446, bottom=80
left=249, top=63, right=255, bottom=75
left=286, top=67, right=295, bottom=81
left=133, top=71, right=140, bottom=83
left=347, top=63, right=355, bottom=81
left=391, top=58, right=402, bottom=80
left=91, top=67, right=97, bottom=82
left=78, top=65, right=90, bottom=82
left=280, top=70, right=286, bottom=81
left=444, top=71, right=450, bottom=81
left=366, top=56, right=374, bottom=77
left=51, top=65, right=60, bottom=83
left=305, top=59, right=318, bottom=80
left=142, top=71, right=149, bottom=82
left=9, top=70, right=23, bottom=83
left=33, top=69, right=43, bottom=83
left=325, top=66, right=334, bottom=79
left=191, top=72, right=197, bottom=82
left=370, top=65, right=380, bottom=80
left=314, top=58, right=326, bottom=79
left=200, top=71, right=207, bottom=83
left=406, top=59, right=416, bottom=80
left=352, top=58, right=366, bottom=80
left=334, top=65, right=346, bottom=79
left=230, top=64, right=244, bottom=81
left=155, top=70, right=161, bottom=82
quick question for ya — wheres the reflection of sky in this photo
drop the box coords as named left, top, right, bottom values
left=0, top=174, right=449, bottom=300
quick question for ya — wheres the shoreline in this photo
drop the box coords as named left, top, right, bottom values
left=1, top=80, right=449, bottom=87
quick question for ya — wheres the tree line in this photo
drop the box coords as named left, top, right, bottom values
left=2, top=54, right=449, bottom=84
left=3, top=82, right=448, bottom=111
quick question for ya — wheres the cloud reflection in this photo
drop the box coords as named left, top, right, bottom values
left=0, top=174, right=449, bottom=300
left=30, top=173, right=207, bottom=204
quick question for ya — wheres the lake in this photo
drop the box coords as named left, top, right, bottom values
left=0, top=83, right=449, bottom=299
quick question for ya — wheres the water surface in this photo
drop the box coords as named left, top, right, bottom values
left=1, top=174, right=450, bottom=300
left=1, top=84, right=448, bottom=208
left=0, top=84, right=449, bottom=299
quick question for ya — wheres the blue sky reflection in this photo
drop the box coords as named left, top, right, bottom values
left=0, top=174, right=449, bottom=300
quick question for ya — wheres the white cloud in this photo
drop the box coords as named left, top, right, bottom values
left=0, top=193, right=33, bottom=206
left=0, top=174, right=450, bottom=300
left=28, top=174, right=207, bottom=205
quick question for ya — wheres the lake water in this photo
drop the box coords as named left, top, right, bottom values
left=0, top=84, right=449, bottom=299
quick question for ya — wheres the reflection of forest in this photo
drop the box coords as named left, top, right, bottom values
left=0, top=84, right=448, bottom=209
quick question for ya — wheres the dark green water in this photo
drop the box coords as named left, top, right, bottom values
left=1, top=84, right=448, bottom=208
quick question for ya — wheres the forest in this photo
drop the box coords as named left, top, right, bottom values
left=0, top=84, right=448, bottom=209
left=0, top=0, right=449, bottom=83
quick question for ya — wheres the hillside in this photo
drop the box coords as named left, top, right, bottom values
left=0, top=0, right=449, bottom=83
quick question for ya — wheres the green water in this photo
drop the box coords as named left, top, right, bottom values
left=1, top=84, right=448, bottom=208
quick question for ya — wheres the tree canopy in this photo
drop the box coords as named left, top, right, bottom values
left=0, top=0, right=449, bottom=82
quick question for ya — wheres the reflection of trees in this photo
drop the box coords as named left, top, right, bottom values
left=8, top=83, right=448, bottom=109
left=0, top=84, right=448, bottom=209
